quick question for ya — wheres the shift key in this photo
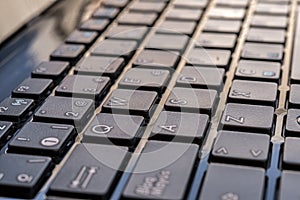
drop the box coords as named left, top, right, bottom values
left=123, top=141, right=198, bottom=199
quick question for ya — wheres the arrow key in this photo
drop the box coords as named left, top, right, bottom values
left=211, top=131, right=270, bottom=166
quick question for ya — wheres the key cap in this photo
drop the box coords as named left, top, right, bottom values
left=199, top=163, right=265, bottom=200
left=196, top=33, right=237, bottom=50
left=235, top=60, right=281, bottom=82
left=83, top=113, right=144, bottom=146
left=9, top=122, right=75, bottom=160
left=176, top=66, right=225, bottom=91
left=0, top=98, right=34, bottom=123
left=279, top=171, right=300, bottom=200
left=74, top=56, right=125, bottom=79
left=285, top=109, right=300, bottom=136
left=92, top=7, right=119, bottom=19
left=48, top=143, right=128, bottom=199
left=220, top=103, right=274, bottom=133
left=166, top=8, right=202, bottom=21
left=241, top=42, right=284, bottom=62
left=106, top=25, right=148, bottom=41
left=255, top=3, right=289, bottom=15
left=291, top=12, right=300, bottom=83
left=65, top=30, right=98, bottom=46
left=0, top=121, right=13, bottom=146
left=102, top=0, right=128, bottom=7
left=188, top=48, right=231, bottom=68
left=91, top=39, right=137, bottom=58
left=133, top=50, right=179, bottom=69
left=215, top=0, right=250, bottom=8
left=119, top=68, right=170, bottom=94
left=165, top=87, right=218, bottom=116
left=80, top=19, right=109, bottom=32
left=118, top=12, right=157, bottom=26
left=158, top=20, right=196, bottom=35
left=173, top=0, right=208, bottom=9
left=102, top=89, right=158, bottom=119
left=129, top=1, right=165, bottom=13
left=247, top=28, right=285, bottom=44
left=212, top=131, right=270, bottom=166
left=151, top=111, right=209, bottom=143
left=289, top=85, right=300, bottom=108
left=283, top=137, right=300, bottom=168
left=203, top=19, right=242, bottom=33
left=31, top=61, right=70, bottom=84
left=12, top=78, right=53, bottom=102
left=209, top=7, right=246, bottom=20
left=228, top=80, right=278, bottom=106
left=55, top=75, right=110, bottom=103
left=122, top=141, right=198, bottom=200
left=0, top=154, right=52, bottom=198
left=50, top=44, right=85, bottom=65
left=146, top=33, right=189, bottom=52
left=34, top=96, right=94, bottom=131
left=251, top=15, right=288, bottom=29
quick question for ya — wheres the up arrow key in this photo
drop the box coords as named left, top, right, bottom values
left=215, top=147, right=228, bottom=155
left=250, top=149, right=263, bottom=158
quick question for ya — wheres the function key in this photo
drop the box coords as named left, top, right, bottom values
left=31, top=61, right=70, bottom=84
left=208, top=7, right=246, bottom=20
left=118, top=12, right=158, bottom=26
left=128, top=1, right=166, bottom=13
left=195, top=33, right=237, bottom=50
left=80, top=19, right=109, bottom=32
left=106, top=25, right=148, bottom=41
left=50, top=44, right=85, bottom=65
left=146, top=33, right=189, bottom=52
left=83, top=113, right=144, bottom=146
left=65, top=30, right=98, bottom=46
left=246, top=28, right=285, bottom=44
left=166, top=7, right=203, bottom=21
left=235, top=60, right=281, bottom=82
left=92, top=7, right=119, bottom=19
left=203, top=19, right=242, bottom=33
left=102, top=0, right=128, bottom=8
left=251, top=15, right=288, bottom=29
left=158, top=20, right=196, bottom=36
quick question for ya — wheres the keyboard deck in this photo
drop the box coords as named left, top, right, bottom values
left=0, top=0, right=299, bottom=199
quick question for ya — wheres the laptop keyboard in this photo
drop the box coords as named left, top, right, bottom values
left=0, top=0, right=298, bottom=199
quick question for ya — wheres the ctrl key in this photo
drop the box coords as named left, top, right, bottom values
left=0, top=154, right=52, bottom=198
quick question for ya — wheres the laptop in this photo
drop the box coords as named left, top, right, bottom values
left=0, top=0, right=298, bottom=199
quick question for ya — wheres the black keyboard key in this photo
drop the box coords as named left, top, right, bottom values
left=291, top=12, right=300, bottom=83
left=31, top=61, right=70, bottom=84
left=0, top=154, right=52, bottom=198
left=209, top=7, right=246, bottom=20
left=283, top=137, right=300, bottom=168
left=158, top=20, right=196, bottom=36
left=215, top=0, right=250, bottom=8
left=151, top=111, right=209, bottom=143
left=289, top=85, right=300, bottom=108
left=235, top=60, right=281, bottom=82
left=91, top=39, right=137, bottom=58
left=122, top=141, right=198, bottom=200
left=9, top=122, right=75, bottom=160
left=146, top=33, right=189, bottom=52
left=83, top=113, right=144, bottom=146
left=48, top=143, right=128, bottom=199
left=0, top=121, right=13, bottom=146
left=251, top=15, right=288, bottom=29
left=199, top=163, right=265, bottom=200
left=166, top=8, right=202, bottom=21
left=212, top=131, right=270, bottom=166
left=12, top=78, right=53, bottom=102
left=119, top=68, right=170, bottom=94
left=176, top=66, right=225, bottom=91
left=92, top=7, right=119, bottom=19
left=173, top=0, right=208, bottom=9
left=203, top=19, right=242, bottom=33
left=133, top=49, right=179, bottom=69
left=34, top=96, right=93, bottom=131
left=106, top=25, right=148, bottom=41
left=188, top=48, right=231, bottom=68
left=55, top=75, right=110, bottom=101
left=247, top=28, right=285, bottom=44
left=103, top=89, right=158, bottom=119
left=50, top=44, right=85, bottom=65
left=0, top=98, right=34, bottom=123
left=255, top=3, right=289, bottom=15
left=165, top=87, right=217, bottom=116
left=80, top=19, right=109, bottom=32
left=75, top=56, right=125, bottom=79
left=196, top=33, right=237, bottom=50
left=241, top=42, right=284, bottom=62
left=65, top=30, right=98, bottom=46
left=228, top=80, right=278, bottom=106
left=285, top=109, right=300, bottom=136
left=118, top=12, right=157, bottom=26
left=220, top=103, right=274, bottom=133
left=129, top=1, right=165, bottom=13
left=102, top=0, right=128, bottom=8
left=279, top=171, right=300, bottom=200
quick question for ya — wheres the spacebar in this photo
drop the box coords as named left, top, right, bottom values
left=291, top=11, right=300, bottom=83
